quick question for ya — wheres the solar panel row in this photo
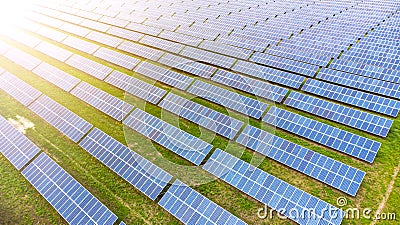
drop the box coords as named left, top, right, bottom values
left=34, top=41, right=73, bottom=62
left=22, top=153, right=118, bottom=225
left=3, top=48, right=41, bottom=71
left=203, top=149, right=344, bottom=225
left=0, top=71, right=42, bottom=106
left=86, top=31, right=123, bottom=48
left=263, top=107, right=381, bottom=163
left=93, top=47, right=141, bottom=70
left=32, top=62, right=81, bottom=92
left=159, top=93, right=244, bottom=140
left=123, top=109, right=213, bottom=165
left=237, top=125, right=365, bottom=196
left=66, top=54, right=113, bottom=80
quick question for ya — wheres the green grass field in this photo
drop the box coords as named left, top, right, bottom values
left=0, top=22, right=399, bottom=225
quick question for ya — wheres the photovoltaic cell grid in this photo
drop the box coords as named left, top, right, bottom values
left=62, top=36, right=100, bottom=54
left=123, top=109, right=213, bottom=165
left=203, top=149, right=344, bottom=225
left=180, top=46, right=237, bottom=69
left=159, top=93, right=244, bottom=140
left=187, top=80, right=268, bottom=119
left=93, top=47, right=141, bottom=70
left=134, top=62, right=194, bottom=90
left=34, top=41, right=73, bottom=62
left=285, top=92, right=393, bottom=137
left=32, top=62, right=81, bottom=92
left=159, top=179, right=247, bottom=225
left=237, top=125, right=365, bottom=196
left=70, top=82, right=134, bottom=121
left=0, top=72, right=42, bottom=106
left=86, top=31, right=123, bottom=48
left=118, top=40, right=164, bottom=62
left=0, top=115, right=40, bottom=170
left=22, top=153, right=118, bottom=225
left=80, top=128, right=173, bottom=200
left=28, top=95, right=93, bottom=143
left=212, top=70, right=288, bottom=102
left=263, top=107, right=381, bottom=163
left=66, top=54, right=113, bottom=80
left=3, top=48, right=41, bottom=71
left=105, top=70, right=166, bottom=104
left=158, top=53, right=217, bottom=79
left=302, top=79, right=400, bottom=117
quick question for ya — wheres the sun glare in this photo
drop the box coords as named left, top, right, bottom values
left=0, top=0, right=37, bottom=34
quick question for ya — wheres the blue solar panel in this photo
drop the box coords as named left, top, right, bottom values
left=211, top=70, right=288, bottom=102
left=79, top=128, right=173, bottom=200
left=22, top=153, right=118, bottom=225
left=285, top=92, right=393, bottom=137
left=0, top=71, right=42, bottom=106
left=263, top=107, right=381, bottom=163
left=123, top=109, right=213, bottom=165
left=187, top=80, right=268, bottom=119
left=93, top=47, right=141, bottom=70
left=302, top=79, right=400, bottom=117
left=104, top=71, right=166, bottom=104
left=180, top=46, right=236, bottom=69
left=139, top=35, right=184, bottom=54
left=70, top=82, right=134, bottom=121
left=28, top=95, right=93, bottom=143
left=0, top=115, right=40, bottom=170
left=118, top=40, right=164, bottom=62
left=159, top=93, right=244, bottom=139
left=159, top=179, right=247, bottom=225
left=232, top=60, right=305, bottom=89
left=134, top=62, right=194, bottom=90
left=66, top=54, right=113, bottom=80
left=32, top=62, right=81, bottom=92
left=237, top=125, right=365, bottom=196
left=203, top=149, right=344, bottom=225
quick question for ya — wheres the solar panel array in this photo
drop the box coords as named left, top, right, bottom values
left=123, top=109, right=213, bottom=165
left=93, top=47, right=141, bottom=70
left=187, top=80, right=268, bottom=119
left=159, top=179, right=247, bottom=225
left=203, top=149, right=344, bottom=225
left=70, top=82, right=134, bottom=121
left=22, top=153, right=118, bottom=225
left=237, top=125, right=365, bottom=196
left=0, top=72, right=42, bottom=106
left=66, top=54, right=113, bottom=80
left=159, top=93, right=244, bottom=140
left=0, top=115, right=40, bottom=170
left=34, top=41, right=73, bottom=62
left=285, top=92, right=393, bottom=137
left=263, top=107, right=381, bottom=163
left=32, top=62, right=81, bottom=92
left=3, top=48, right=41, bottom=71
left=80, top=128, right=173, bottom=200
left=28, top=95, right=93, bottom=143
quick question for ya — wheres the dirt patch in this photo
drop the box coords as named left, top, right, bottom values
left=7, top=115, right=35, bottom=134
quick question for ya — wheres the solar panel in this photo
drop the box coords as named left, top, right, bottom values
left=3, top=48, right=41, bottom=71
left=123, top=109, right=213, bottom=165
left=263, top=107, right=381, bottom=163
left=104, top=71, right=166, bottom=104
left=237, top=125, right=365, bottom=196
left=32, top=62, right=80, bottom=92
left=159, top=179, right=247, bottom=225
left=203, top=149, right=344, bottom=225
left=134, top=62, right=194, bottom=90
left=302, top=79, right=400, bottom=117
left=158, top=30, right=203, bottom=47
left=99, top=15, right=130, bottom=27
left=180, top=46, right=236, bottom=69
left=35, top=26, right=68, bottom=42
left=70, top=82, right=134, bottom=121
left=93, top=47, right=141, bottom=70
left=211, top=70, right=288, bottom=102
left=79, top=128, right=172, bottom=200
left=232, top=60, right=305, bottom=89
left=66, top=54, right=113, bottom=80
left=117, top=40, right=164, bottom=61
left=22, top=153, right=118, bottom=224
left=28, top=95, right=93, bottom=142
left=0, top=40, right=11, bottom=55
left=139, top=35, right=184, bottom=54
left=5, top=30, right=41, bottom=48
left=80, top=19, right=110, bottom=32
left=317, top=68, right=400, bottom=100
left=188, top=80, right=268, bottom=119
left=106, top=26, right=144, bottom=42
left=0, top=72, right=42, bottom=106
left=34, top=42, right=73, bottom=62
left=285, top=92, right=393, bottom=137
left=0, top=115, right=40, bottom=170
left=158, top=93, right=244, bottom=140
left=62, top=36, right=100, bottom=54
left=59, top=22, right=91, bottom=37
left=158, top=53, right=217, bottom=79
left=199, top=40, right=253, bottom=60
left=85, top=31, right=123, bottom=48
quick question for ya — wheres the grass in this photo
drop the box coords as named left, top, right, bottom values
left=0, top=22, right=399, bottom=225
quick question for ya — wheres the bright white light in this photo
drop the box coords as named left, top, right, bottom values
left=0, top=0, right=36, bottom=34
